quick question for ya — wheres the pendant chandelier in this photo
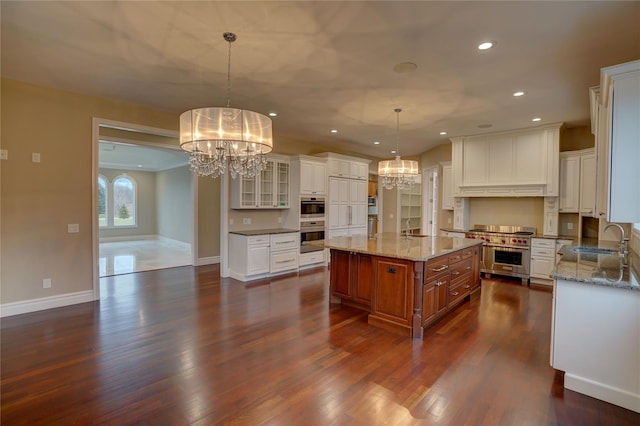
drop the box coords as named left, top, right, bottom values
left=378, top=108, right=419, bottom=190
left=179, top=32, right=273, bottom=179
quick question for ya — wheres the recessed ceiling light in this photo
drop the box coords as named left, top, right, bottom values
left=268, top=112, right=278, bottom=117
left=531, top=117, right=542, bottom=122
left=373, top=141, right=380, bottom=145
left=440, top=131, right=447, bottom=136
left=391, top=150, right=397, bottom=154
left=393, top=62, right=418, bottom=74
left=330, top=129, right=338, bottom=133
left=513, top=91, right=525, bottom=97
left=478, top=41, right=494, bottom=50
left=137, top=165, right=143, bottom=168
left=478, top=123, right=493, bottom=129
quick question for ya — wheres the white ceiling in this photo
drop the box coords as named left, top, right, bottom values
left=2, top=1, right=640, bottom=160
left=99, top=141, right=187, bottom=172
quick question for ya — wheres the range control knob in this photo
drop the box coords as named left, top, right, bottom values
left=501, top=239, right=506, bottom=244
left=512, top=238, right=517, bottom=243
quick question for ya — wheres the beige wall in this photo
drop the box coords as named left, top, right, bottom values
left=0, top=78, right=219, bottom=305
left=469, top=198, right=545, bottom=232
left=561, top=126, right=594, bottom=152
left=157, top=166, right=192, bottom=243
left=197, top=177, right=221, bottom=259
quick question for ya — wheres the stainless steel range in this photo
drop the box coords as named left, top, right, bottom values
left=465, top=225, right=536, bottom=283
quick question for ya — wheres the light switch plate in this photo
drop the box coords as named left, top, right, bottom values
left=0, top=149, right=7, bottom=160
left=68, top=224, right=79, bottom=233
left=32, top=153, right=41, bottom=163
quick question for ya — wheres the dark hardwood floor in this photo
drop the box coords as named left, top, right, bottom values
left=2, top=265, right=639, bottom=425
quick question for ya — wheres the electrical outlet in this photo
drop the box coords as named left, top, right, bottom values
left=32, top=153, right=41, bottom=163
left=243, top=218, right=251, bottom=225
left=0, top=149, right=7, bottom=160
left=68, top=223, right=79, bottom=233
left=567, top=223, right=573, bottom=230
left=229, top=218, right=234, bottom=225
left=43, top=278, right=51, bottom=288
left=277, top=217, right=282, bottom=224
left=447, top=218, right=452, bottom=224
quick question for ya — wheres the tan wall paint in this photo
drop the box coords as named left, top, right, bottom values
left=197, top=177, right=221, bottom=259
left=157, top=166, right=192, bottom=243
left=0, top=78, right=219, bottom=305
left=469, top=198, right=544, bottom=231
left=560, top=126, right=594, bottom=152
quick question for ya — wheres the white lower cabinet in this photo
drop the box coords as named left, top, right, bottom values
left=530, top=238, right=557, bottom=285
left=299, top=250, right=327, bottom=268
left=229, top=232, right=298, bottom=281
left=269, top=233, right=299, bottom=274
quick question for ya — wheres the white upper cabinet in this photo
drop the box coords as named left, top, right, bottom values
left=579, top=152, right=596, bottom=217
left=593, top=60, right=640, bottom=222
left=320, top=152, right=370, bottom=181
left=350, top=162, right=369, bottom=180
left=328, top=158, right=351, bottom=178
left=451, top=124, right=561, bottom=197
left=559, top=152, right=580, bottom=212
left=230, top=155, right=290, bottom=209
left=300, top=160, right=327, bottom=195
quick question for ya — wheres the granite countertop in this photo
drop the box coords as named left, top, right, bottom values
left=312, top=232, right=481, bottom=262
left=552, top=242, right=639, bottom=291
left=532, top=234, right=576, bottom=241
left=229, top=228, right=298, bottom=236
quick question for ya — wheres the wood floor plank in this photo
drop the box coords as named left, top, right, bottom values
left=2, top=265, right=639, bottom=425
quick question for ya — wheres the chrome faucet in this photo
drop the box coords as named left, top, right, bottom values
left=604, top=223, right=629, bottom=261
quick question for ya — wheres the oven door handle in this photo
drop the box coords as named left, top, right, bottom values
left=484, top=244, right=529, bottom=251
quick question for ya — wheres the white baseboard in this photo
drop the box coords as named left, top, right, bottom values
left=564, top=373, right=640, bottom=413
left=0, top=290, right=96, bottom=318
left=196, top=256, right=220, bottom=266
left=99, top=234, right=157, bottom=243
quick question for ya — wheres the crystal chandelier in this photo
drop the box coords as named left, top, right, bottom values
left=179, top=32, right=273, bottom=179
left=378, top=108, right=419, bottom=190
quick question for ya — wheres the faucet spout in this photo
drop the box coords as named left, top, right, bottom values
left=604, top=223, right=627, bottom=245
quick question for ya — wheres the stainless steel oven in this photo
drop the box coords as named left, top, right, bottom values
left=466, top=224, right=534, bottom=283
left=300, top=197, right=325, bottom=218
left=300, top=220, right=325, bottom=253
left=483, top=245, right=530, bottom=281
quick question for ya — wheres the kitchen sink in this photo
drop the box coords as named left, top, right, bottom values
left=572, top=247, right=618, bottom=255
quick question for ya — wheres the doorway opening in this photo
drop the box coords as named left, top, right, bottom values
left=92, top=118, right=197, bottom=297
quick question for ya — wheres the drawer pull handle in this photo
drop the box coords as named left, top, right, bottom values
left=450, top=291, right=460, bottom=296
left=276, top=240, right=296, bottom=245
left=452, top=271, right=460, bottom=276
left=465, top=266, right=471, bottom=270
left=463, top=285, right=471, bottom=289
left=387, top=267, right=397, bottom=274
left=432, top=265, right=448, bottom=272
left=276, top=259, right=295, bottom=264
left=436, top=280, right=446, bottom=287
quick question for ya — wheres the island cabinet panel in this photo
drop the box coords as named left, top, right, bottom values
left=329, top=250, right=372, bottom=308
left=372, top=258, right=413, bottom=324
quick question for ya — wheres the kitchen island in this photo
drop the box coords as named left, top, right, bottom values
left=550, top=244, right=639, bottom=413
left=318, top=233, right=482, bottom=339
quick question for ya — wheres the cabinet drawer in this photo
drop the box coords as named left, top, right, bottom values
left=425, top=256, right=449, bottom=280
left=531, top=247, right=555, bottom=258
left=449, top=280, right=470, bottom=306
left=461, top=247, right=474, bottom=259
left=270, top=233, right=299, bottom=251
left=270, top=250, right=298, bottom=273
left=531, top=238, right=555, bottom=249
left=248, top=235, right=270, bottom=246
left=450, top=258, right=472, bottom=279
left=299, top=250, right=325, bottom=266
left=448, top=251, right=464, bottom=264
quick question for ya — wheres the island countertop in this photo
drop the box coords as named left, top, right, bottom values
left=552, top=244, right=639, bottom=291
left=314, top=233, right=482, bottom=261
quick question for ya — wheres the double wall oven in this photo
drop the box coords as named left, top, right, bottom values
left=300, top=197, right=326, bottom=253
left=465, top=225, right=535, bottom=283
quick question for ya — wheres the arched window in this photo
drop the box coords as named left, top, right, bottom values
left=98, top=174, right=137, bottom=228
left=112, top=175, right=136, bottom=227
left=98, top=175, right=108, bottom=228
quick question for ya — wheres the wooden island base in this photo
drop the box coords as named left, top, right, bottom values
left=329, top=242, right=481, bottom=338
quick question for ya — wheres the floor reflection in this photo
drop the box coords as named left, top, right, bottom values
left=99, top=238, right=191, bottom=276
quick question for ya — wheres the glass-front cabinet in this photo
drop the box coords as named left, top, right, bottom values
left=231, top=155, right=290, bottom=209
